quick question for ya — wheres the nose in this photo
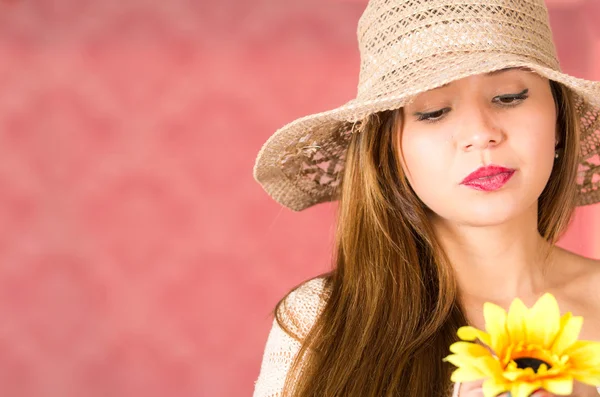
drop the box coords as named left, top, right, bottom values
left=455, top=106, right=505, bottom=152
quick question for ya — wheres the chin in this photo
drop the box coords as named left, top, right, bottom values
left=465, top=197, right=533, bottom=226
left=459, top=210, right=517, bottom=227
left=431, top=197, right=525, bottom=227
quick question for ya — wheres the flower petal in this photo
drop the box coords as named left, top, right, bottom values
left=457, top=326, right=492, bottom=346
left=506, top=298, right=528, bottom=344
left=541, top=376, right=574, bottom=395
left=526, top=293, right=560, bottom=347
left=445, top=352, right=503, bottom=380
left=450, top=367, right=488, bottom=383
left=447, top=354, right=502, bottom=382
left=503, top=366, right=535, bottom=382
left=565, top=340, right=600, bottom=368
left=510, top=381, right=542, bottom=397
left=550, top=313, right=583, bottom=355
left=569, top=369, right=600, bottom=386
left=483, top=302, right=508, bottom=351
left=444, top=354, right=473, bottom=368
left=481, top=378, right=508, bottom=397
left=449, top=341, right=492, bottom=357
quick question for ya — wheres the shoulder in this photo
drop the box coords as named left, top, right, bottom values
left=550, top=247, right=600, bottom=304
left=253, top=277, right=329, bottom=397
left=555, top=248, right=600, bottom=280
left=252, top=276, right=330, bottom=396
left=277, top=276, right=331, bottom=341
left=549, top=250, right=600, bottom=339
left=577, top=255, right=600, bottom=288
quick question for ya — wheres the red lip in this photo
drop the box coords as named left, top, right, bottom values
left=461, top=165, right=516, bottom=192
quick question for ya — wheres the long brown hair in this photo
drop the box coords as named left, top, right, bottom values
left=274, top=80, right=579, bottom=396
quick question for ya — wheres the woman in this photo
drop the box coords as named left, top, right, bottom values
left=252, top=0, right=600, bottom=396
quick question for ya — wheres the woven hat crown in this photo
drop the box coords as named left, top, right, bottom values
left=354, top=0, right=559, bottom=102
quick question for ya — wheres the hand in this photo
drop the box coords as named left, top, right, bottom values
left=457, top=380, right=599, bottom=396
left=456, top=380, right=520, bottom=396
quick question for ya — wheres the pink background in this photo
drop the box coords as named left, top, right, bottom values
left=0, top=0, right=598, bottom=396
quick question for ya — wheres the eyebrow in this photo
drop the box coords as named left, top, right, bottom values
left=435, top=66, right=532, bottom=89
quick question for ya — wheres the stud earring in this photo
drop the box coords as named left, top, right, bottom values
left=555, top=151, right=560, bottom=159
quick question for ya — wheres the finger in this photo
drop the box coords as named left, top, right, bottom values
left=457, top=380, right=484, bottom=395
left=530, top=391, right=553, bottom=397
left=495, top=392, right=551, bottom=397
left=572, top=380, right=600, bottom=396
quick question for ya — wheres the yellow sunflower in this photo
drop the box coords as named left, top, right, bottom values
left=444, top=293, right=600, bottom=397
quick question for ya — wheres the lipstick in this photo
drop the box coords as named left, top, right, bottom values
left=461, top=165, right=515, bottom=192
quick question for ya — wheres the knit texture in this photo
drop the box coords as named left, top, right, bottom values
left=253, top=278, right=327, bottom=397
left=253, top=277, right=461, bottom=396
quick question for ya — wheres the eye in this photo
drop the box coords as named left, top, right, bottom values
left=416, top=108, right=450, bottom=123
left=493, top=89, right=529, bottom=105
left=414, top=89, right=529, bottom=124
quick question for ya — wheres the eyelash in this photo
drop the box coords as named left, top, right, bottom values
left=416, top=90, right=530, bottom=123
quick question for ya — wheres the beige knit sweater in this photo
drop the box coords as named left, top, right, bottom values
left=253, top=277, right=328, bottom=397
left=252, top=277, right=461, bottom=397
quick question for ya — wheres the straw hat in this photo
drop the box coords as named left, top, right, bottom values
left=253, top=0, right=600, bottom=211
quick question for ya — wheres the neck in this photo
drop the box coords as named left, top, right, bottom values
left=431, top=206, right=557, bottom=302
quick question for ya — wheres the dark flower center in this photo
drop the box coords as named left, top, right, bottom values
left=514, top=357, right=552, bottom=372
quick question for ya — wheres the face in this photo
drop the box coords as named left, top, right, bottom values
left=398, top=68, right=558, bottom=226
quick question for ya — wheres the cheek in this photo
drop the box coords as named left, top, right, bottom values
left=510, top=112, right=556, bottom=178
left=514, top=131, right=554, bottom=162
left=516, top=87, right=557, bottom=160
left=400, top=131, right=451, bottom=196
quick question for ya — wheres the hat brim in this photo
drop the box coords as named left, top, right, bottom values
left=254, top=52, right=600, bottom=211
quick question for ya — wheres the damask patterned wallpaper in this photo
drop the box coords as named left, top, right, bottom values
left=0, top=0, right=597, bottom=396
